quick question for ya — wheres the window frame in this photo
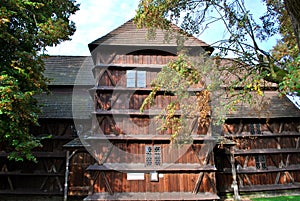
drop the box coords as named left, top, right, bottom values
left=126, top=70, right=146, bottom=88
left=145, top=145, right=162, bottom=166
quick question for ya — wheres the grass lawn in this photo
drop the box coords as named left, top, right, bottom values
left=251, top=195, right=300, bottom=201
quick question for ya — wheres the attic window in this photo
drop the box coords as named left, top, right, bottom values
left=126, top=70, right=146, bottom=88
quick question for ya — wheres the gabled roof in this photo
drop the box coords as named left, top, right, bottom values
left=88, top=19, right=213, bottom=53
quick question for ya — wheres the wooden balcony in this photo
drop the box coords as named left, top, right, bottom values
left=229, top=148, right=300, bottom=155
left=224, top=131, right=300, bottom=138
left=84, top=192, right=220, bottom=201
left=223, top=164, right=300, bottom=174
left=87, top=163, right=217, bottom=173
left=89, top=86, right=205, bottom=92
left=85, top=134, right=216, bottom=142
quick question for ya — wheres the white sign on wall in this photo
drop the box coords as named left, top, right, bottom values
left=127, top=173, right=145, bottom=180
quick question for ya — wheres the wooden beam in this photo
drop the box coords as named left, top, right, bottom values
left=88, top=143, right=114, bottom=195
left=88, top=171, right=100, bottom=195
left=100, top=172, right=113, bottom=195
left=105, top=70, right=116, bottom=86
left=192, top=172, right=205, bottom=194
left=95, top=69, right=106, bottom=86
left=192, top=143, right=214, bottom=194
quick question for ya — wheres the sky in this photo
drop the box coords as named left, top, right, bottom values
left=46, top=0, right=140, bottom=56
left=46, top=0, right=279, bottom=56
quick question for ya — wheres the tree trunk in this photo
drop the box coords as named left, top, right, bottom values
left=284, top=0, right=300, bottom=53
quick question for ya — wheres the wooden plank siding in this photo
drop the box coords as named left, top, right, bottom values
left=86, top=143, right=214, bottom=165
left=216, top=118, right=300, bottom=194
left=89, top=172, right=215, bottom=194
left=92, top=115, right=208, bottom=135
left=85, top=46, right=218, bottom=200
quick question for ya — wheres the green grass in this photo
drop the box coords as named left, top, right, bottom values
left=251, top=195, right=300, bottom=201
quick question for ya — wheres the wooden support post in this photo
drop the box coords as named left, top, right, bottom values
left=63, top=150, right=70, bottom=201
left=230, top=148, right=240, bottom=201
left=64, top=150, right=78, bottom=201
left=1, top=164, right=14, bottom=190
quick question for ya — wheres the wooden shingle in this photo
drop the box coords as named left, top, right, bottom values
left=88, top=19, right=213, bottom=53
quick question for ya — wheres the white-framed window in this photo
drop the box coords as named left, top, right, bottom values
left=145, top=145, right=161, bottom=166
left=126, top=70, right=146, bottom=88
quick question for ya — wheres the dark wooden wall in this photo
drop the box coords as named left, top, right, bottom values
left=0, top=119, right=77, bottom=195
left=216, top=118, right=300, bottom=194
left=86, top=49, right=218, bottom=198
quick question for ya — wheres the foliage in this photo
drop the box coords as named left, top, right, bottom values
left=284, top=0, right=300, bottom=51
left=136, top=0, right=290, bottom=82
left=135, top=0, right=300, bottom=138
left=134, top=0, right=300, bottom=89
left=0, top=0, right=79, bottom=161
left=270, top=0, right=300, bottom=94
left=141, top=53, right=215, bottom=140
left=279, top=56, right=300, bottom=94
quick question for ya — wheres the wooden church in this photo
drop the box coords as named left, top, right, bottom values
left=80, top=19, right=300, bottom=200
left=0, top=18, right=299, bottom=201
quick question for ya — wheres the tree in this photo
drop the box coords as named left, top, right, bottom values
left=135, top=0, right=300, bottom=88
left=0, top=0, right=79, bottom=161
left=284, top=0, right=300, bottom=51
left=135, top=0, right=300, bottom=139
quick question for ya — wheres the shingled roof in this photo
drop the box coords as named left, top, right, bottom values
left=224, top=91, right=300, bottom=119
left=43, top=56, right=94, bottom=86
left=88, top=19, right=213, bottom=53
left=37, top=56, right=94, bottom=119
left=37, top=89, right=93, bottom=119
